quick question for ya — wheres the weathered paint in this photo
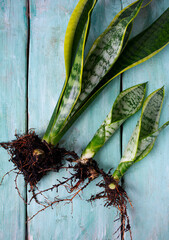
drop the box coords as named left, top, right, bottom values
left=0, top=0, right=27, bottom=239
left=28, top=0, right=121, bottom=239
left=122, top=1, right=169, bottom=239
left=0, top=0, right=169, bottom=239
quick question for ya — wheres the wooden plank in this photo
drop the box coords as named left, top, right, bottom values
left=0, top=0, right=28, bottom=239
left=121, top=0, right=169, bottom=239
left=28, top=0, right=122, bottom=239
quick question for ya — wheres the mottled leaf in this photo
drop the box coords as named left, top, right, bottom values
left=81, top=83, right=146, bottom=160
left=135, top=121, right=169, bottom=163
left=64, top=0, right=98, bottom=80
left=70, top=0, right=143, bottom=115
left=107, top=8, right=169, bottom=81
left=53, top=6, right=169, bottom=145
left=112, top=87, right=169, bottom=181
left=50, top=0, right=143, bottom=144
left=43, top=0, right=97, bottom=145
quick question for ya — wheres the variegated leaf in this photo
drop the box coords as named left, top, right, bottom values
left=43, top=0, right=97, bottom=145
left=112, top=87, right=169, bottom=181
left=52, top=6, right=169, bottom=145
left=120, top=121, right=141, bottom=164
left=52, top=0, right=144, bottom=143
left=81, top=83, right=146, bottom=160
left=107, top=8, right=169, bottom=82
left=64, top=0, right=98, bottom=80
left=70, top=0, right=143, bottom=115
left=135, top=121, right=169, bottom=163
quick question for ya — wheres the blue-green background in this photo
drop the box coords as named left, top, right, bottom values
left=0, top=0, right=169, bottom=239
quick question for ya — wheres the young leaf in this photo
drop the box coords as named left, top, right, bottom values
left=81, top=83, right=146, bottom=160
left=49, top=0, right=144, bottom=144
left=134, top=121, right=169, bottom=163
left=64, top=0, right=98, bottom=80
left=70, top=0, right=143, bottom=115
left=108, top=8, right=169, bottom=80
left=43, top=0, right=97, bottom=145
left=79, top=7, right=169, bottom=117
left=112, top=87, right=169, bottom=181
left=52, top=6, right=169, bottom=145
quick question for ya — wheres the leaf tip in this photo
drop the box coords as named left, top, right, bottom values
left=158, top=86, right=165, bottom=96
left=141, top=81, right=148, bottom=89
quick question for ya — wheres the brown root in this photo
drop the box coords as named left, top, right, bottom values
left=67, top=159, right=100, bottom=191
left=29, top=161, right=133, bottom=240
left=27, top=158, right=100, bottom=206
left=89, top=169, right=133, bottom=240
left=0, top=130, right=78, bottom=187
left=0, top=168, right=16, bottom=185
left=0, top=136, right=133, bottom=239
left=24, top=159, right=100, bottom=220
left=0, top=131, right=81, bottom=220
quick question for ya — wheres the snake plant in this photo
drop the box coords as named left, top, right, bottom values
left=43, top=0, right=169, bottom=146
left=84, top=88, right=169, bottom=240
left=110, top=87, right=169, bottom=187
left=80, top=85, right=169, bottom=190
left=1, top=1, right=169, bottom=223
left=81, top=83, right=147, bottom=161
left=74, top=86, right=169, bottom=191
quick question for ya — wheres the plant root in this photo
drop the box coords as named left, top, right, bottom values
left=29, top=161, right=133, bottom=240
left=23, top=158, right=101, bottom=220
left=0, top=130, right=78, bottom=192
left=25, top=159, right=100, bottom=214
left=27, top=180, right=91, bottom=221
left=89, top=169, right=133, bottom=240
left=30, top=158, right=100, bottom=199
left=67, top=159, right=100, bottom=191
left=1, top=138, right=133, bottom=239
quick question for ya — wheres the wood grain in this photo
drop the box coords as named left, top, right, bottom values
left=27, top=0, right=121, bottom=239
left=0, top=0, right=28, bottom=239
left=1, top=0, right=169, bottom=239
left=122, top=0, right=169, bottom=239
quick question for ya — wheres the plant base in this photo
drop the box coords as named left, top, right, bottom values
left=0, top=131, right=78, bottom=187
left=89, top=170, right=132, bottom=240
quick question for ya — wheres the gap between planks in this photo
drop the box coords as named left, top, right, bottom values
left=25, top=0, right=31, bottom=239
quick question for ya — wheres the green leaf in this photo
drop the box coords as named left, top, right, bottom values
left=135, top=121, right=169, bottom=163
left=81, top=83, right=146, bottom=160
left=70, top=0, right=143, bottom=116
left=64, top=0, right=98, bottom=80
left=44, top=4, right=169, bottom=146
left=51, top=0, right=144, bottom=144
left=139, top=87, right=164, bottom=138
left=43, top=0, right=97, bottom=145
left=112, top=87, right=169, bottom=181
left=107, top=8, right=169, bottom=80
left=121, top=22, right=133, bottom=52
left=53, top=5, right=169, bottom=145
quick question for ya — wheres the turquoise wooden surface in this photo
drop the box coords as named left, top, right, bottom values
left=28, top=1, right=121, bottom=239
left=0, top=0, right=169, bottom=240
left=0, top=0, right=27, bottom=239
left=122, top=1, right=169, bottom=239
